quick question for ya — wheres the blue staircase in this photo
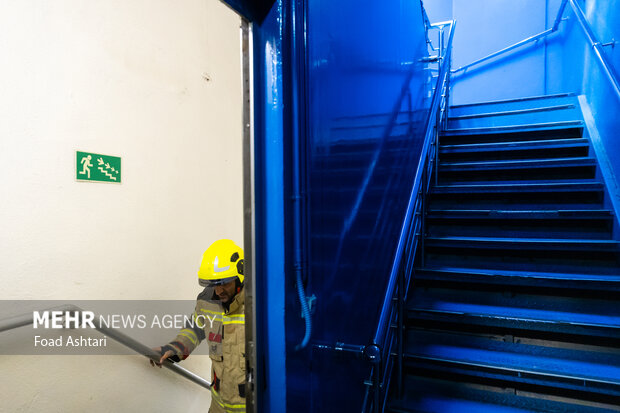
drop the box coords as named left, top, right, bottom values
left=388, top=94, right=620, bottom=412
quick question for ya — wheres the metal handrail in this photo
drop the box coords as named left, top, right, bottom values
left=452, top=0, right=568, bottom=74
left=422, top=5, right=437, bottom=52
left=362, top=19, right=456, bottom=413
left=452, top=0, right=620, bottom=103
left=373, top=18, right=455, bottom=358
left=0, top=304, right=212, bottom=390
left=567, top=0, right=620, bottom=101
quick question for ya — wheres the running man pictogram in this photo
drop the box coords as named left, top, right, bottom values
left=79, top=155, right=93, bottom=179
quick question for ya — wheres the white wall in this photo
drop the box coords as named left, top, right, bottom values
left=0, top=0, right=242, bottom=411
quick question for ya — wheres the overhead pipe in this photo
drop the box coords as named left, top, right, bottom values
left=290, top=0, right=312, bottom=351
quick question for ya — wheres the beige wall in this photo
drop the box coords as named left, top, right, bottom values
left=0, top=0, right=242, bottom=411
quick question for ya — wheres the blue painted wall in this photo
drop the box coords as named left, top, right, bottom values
left=423, top=0, right=452, bottom=23
left=248, top=1, right=431, bottom=411
left=424, top=0, right=589, bottom=105
left=451, top=0, right=547, bottom=104
left=580, top=0, right=620, bottom=197
left=545, top=0, right=585, bottom=96
left=285, top=1, right=431, bottom=411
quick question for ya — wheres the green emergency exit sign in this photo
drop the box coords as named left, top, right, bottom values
left=76, top=151, right=121, bottom=183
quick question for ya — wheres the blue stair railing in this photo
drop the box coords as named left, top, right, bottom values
left=360, top=18, right=456, bottom=413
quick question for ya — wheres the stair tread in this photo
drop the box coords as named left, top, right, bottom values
left=442, top=120, right=583, bottom=136
left=448, top=108, right=583, bottom=132
left=416, top=266, right=620, bottom=282
left=408, top=299, right=620, bottom=329
left=433, top=181, right=604, bottom=193
left=427, top=236, right=619, bottom=244
left=406, top=332, right=620, bottom=384
left=427, top=209, right=613, bottom=219
left=407, top=348, right=620, bottom=386
left=440, top=137, right=589, bottom=153
left=389, top=396, right=548, bottom=413
left=441, top=157, right=596, bottom=170
left=388, top=376, right=618, bottom=413
left=426, top=236, right=620, bottom=252
left=450, top=93, right=576, bottom=110
left=388, top=371, right=618, bottom=413
left=448, top=103, right=577, bottom=121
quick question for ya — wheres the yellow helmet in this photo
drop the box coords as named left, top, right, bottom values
left=198, top=239, right=244, bottom=287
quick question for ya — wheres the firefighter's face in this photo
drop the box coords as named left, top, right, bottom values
left=214, top=279, right=237, bottom=303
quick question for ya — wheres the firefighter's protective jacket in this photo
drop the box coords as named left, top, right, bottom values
left=167, top=288, right=246, bottom=413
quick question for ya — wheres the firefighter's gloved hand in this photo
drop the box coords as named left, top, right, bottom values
left=149, top=346, right=176, bottom=368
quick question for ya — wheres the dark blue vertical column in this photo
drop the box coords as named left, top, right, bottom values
left=252, top=1, right=288, bottom=412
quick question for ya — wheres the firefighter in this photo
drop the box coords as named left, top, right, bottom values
left=151, top=239, right=246, bottom=413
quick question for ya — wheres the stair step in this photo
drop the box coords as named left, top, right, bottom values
left=447, top=104, right=582, bottom=130
left=433, top=181, right=604, bottom=194
left=429, top=181, right=605, bottom=209
left=425, top=236, right=620, bottom=252
left=388, top=376, right=619, bottom=413
left=442, top=121, right=584, bottom=137
left=315, top=181, right=605, bottom=209
left=449, top=93, right=577, bottom=116
left=404, top=330, right=620, bottom=397
left=426, top=209, right=613, bottom=239
left=440, top=126, right=583, bottom=146
left=407, top=289, right=620, bottom=339
left=440, top=138, right=589, bottom=154
left=448, top=104, right=577, bottom=121
left=439, top=138, right=590, bottom=162
left=424, top=235, right=620, bottom=274
left=427, top=209, right=613, bottom=219
left=427, top=224, right=612, bottom=240
left=439, top=170, right=597, bottom=184
left=438, top=158, right=597, bottom=182
left=424, top=252, right=619, bottom=275
left=441, top=157, right=596, bottom=172
left=415, top=267, right=620, bottom=292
